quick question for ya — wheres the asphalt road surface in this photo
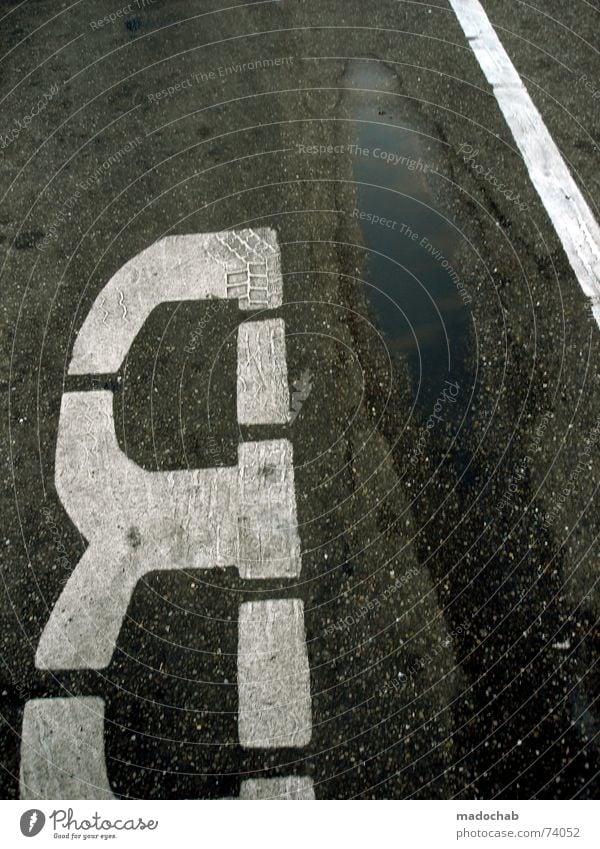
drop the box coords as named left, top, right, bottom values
left=1, top=0, right=599, bottom=800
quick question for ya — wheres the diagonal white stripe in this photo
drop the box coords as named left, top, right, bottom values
left=449, top=0, right=600, bottom=326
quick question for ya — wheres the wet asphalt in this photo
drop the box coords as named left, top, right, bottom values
left=1, top=0, right=599, bottom=799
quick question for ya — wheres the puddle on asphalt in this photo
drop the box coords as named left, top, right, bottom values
left=344, top=59, right=472, bottom=418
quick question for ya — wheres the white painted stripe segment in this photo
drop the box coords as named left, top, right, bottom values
left=237, top=319, right=290, bottom=425
left=35, top=391, right=301, bottom=669
left=238, top=440, right=301, bottom=579
left=448, top=0, right=600, bottom=324
left=20, top=697, right=113, bottom=800
left=69, top=228, right=283, bottom=374
left=237, top=599, right=312, bottom=749
left=239, top=776, right=315, bottom=799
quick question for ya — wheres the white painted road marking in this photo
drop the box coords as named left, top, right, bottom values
left=20, top=697, right=113, bottom=800
left=19, top=698, right=315, bottom=800
left=238, top=439, right=301, bottom=580
left=35, top=391, right=301, bottom=668
left=69, top=229, right=283, bottom=374
left=237, top=318, right=290, bottom=425
left=27, top=228, right=313, bottom=799
left=448, top=0, right=600, bottom=326
left=239, top=776, right=315, bottom=800
left=238, top=599, right=312, bottom=749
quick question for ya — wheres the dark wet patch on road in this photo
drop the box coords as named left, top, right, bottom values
left=344, top=59, right=473, bottom=419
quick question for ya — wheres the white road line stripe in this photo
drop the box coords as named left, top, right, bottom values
left=237, top=599, right=312, bottom=749
left=239, top=776, right=315, bottom=800
left=69, top=228, right=283, bottom=374
left=237, top=319, right=290, bottom=425
left=35, top=392, right=301, bottom=669
left=20, top=697, right=113, bottom=800
left=448, top=0, right=600, bottom=324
